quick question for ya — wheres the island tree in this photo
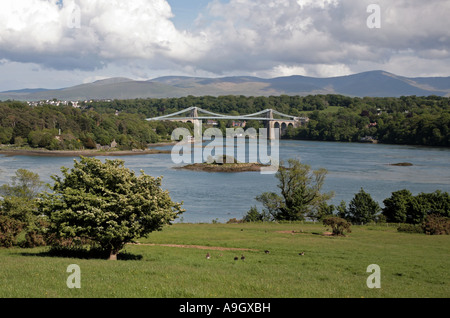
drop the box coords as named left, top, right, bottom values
left=38, top=156, right=184, bottom=260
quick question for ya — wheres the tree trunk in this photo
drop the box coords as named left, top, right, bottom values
left=109, top=251, right=118, bottom=260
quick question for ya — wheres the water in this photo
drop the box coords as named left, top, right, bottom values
left=0, top=139, right=449, bottom=223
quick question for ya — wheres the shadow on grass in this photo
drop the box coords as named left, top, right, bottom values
left=20, top=246, right=143, bottom=261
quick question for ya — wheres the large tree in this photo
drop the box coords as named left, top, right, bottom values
left=346, top=188, right=381, bottom=224
left=382, top=189, right=413, bottom=223
left=38, top=156, right=184, bottom=260
left=256, top=159, right=333, bottom=221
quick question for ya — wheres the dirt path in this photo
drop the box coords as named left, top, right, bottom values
left=131, top=243, right=257, bottom=252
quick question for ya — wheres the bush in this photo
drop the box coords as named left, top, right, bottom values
left=0, top=216, right=24, bottom=247
left=322, top=216, right=352, bottom=236
left=21, top=230, right=47, bottom=248
left=422, top=214, right=450, bottom=235
left=397, top=224, right=424, bottom=234
left=226, top=218, right=243, bottom=224
left=243, top=206, right=263, bottom=222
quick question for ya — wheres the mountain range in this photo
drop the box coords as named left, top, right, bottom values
left=1, top=70, right=449, bottom=101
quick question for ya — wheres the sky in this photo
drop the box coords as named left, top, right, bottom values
left=0, top=0, right=449, bottom=91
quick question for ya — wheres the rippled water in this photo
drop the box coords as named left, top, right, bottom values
left=0, top=139, right=449, bottom=223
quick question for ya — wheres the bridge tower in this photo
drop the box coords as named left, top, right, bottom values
left=265, top=109, right=277, bottom=140
left=191, top=107, right=202, bottom=141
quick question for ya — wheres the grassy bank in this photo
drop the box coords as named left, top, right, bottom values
left=0, top=222, right=448, bottom=298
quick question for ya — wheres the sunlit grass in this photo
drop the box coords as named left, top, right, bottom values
left=0, top=222, right=448, bottom=298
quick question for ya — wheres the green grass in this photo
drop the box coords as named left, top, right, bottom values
left=0, top=222, right=449, bottom=298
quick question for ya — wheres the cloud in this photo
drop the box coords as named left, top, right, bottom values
left=191, top=0, right=450, bottom=76
left=0, top=0, right=203, bottom=70
left=0, top=0, right=448, bottom=80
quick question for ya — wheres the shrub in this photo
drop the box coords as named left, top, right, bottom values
left=322, top=216, right=352, bottom=236
left=0, top=216, right=24, bottom=247
left=243, top=206, right=263, bottom=222
left=422, top=214, right=450, bottom=235
left=21, top=231, right=46, bottom=248
left=397, top=224, right=424, bottom=234
left=226, top=218, right=243, bottom=224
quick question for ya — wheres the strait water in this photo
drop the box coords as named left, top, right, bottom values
left=0, top=139, right=449, bottom=223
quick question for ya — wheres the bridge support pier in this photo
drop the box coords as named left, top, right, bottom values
left=265, top=121, right=276, bottom=140
left=193, top=119, right=202, bottom=142
left=265, top=109, right=278, bottom=140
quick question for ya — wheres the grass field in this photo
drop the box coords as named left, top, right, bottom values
left=0, top=222, right=448, bottom=298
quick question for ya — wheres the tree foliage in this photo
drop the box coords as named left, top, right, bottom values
left=256, top=159, right=333, bottom=221
left=0, top=169, right=44, bottom=247
left=342, top=188, right=381, bottom=224
left=382, top=189, right=450, bottom=224
left=1, top=94, right=448, bottom=151
left=38, top=156, right=184, bottom=259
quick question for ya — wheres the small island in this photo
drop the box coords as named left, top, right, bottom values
left=174, top=155, right=272, bottom=173
left=389, top=162, right=414, bottom=166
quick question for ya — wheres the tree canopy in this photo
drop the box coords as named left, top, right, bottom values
left=255, top=159, right=333, bottom=221
left=38, top=156, right=184, bottom=259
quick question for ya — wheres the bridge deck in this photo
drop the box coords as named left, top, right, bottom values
left=145, top=107, right=305, bottom=123
left=148, top=116, right=297, bottom=122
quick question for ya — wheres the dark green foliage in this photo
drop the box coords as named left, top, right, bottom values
left=242, top=206, right=271, bottom=222
left=0, top=101, right=188, bottom=150
left=382, top=189, right=414, bottom=223
left=383, top=189, right=449, bottom=225
left=397, top=223, right=424, bottom=234
left=345, top=188, right=381, bottom=224
left=1, top=94, right=449, bottom=148
left=0, top=169, right=44, bottom=247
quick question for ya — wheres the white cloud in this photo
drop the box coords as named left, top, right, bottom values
left=0, top=0, right=205, bottom=70
left=193, top=0, right=450, bottom=77
left=0, top=0, right=448, bottom=88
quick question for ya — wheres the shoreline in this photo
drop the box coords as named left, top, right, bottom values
left=0, top=147, right=172, bottom=157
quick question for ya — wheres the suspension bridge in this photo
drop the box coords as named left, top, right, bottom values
left=146, top=107, right=309, bottom=140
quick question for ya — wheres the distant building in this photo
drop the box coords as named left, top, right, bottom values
left=232, top=121, right=246, bottom=128
left=206, top=120, right=218, bottom=126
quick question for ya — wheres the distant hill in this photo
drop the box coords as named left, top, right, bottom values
left=1, top=71, right=449, bottom=101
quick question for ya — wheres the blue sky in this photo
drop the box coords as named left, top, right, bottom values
left=167, top=0, right=212, bottom=29
left=0, top=0, right=449, bottom=91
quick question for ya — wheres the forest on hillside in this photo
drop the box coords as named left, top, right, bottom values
left=0, top=94, right=449, bottom=150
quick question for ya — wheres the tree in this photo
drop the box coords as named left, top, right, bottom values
left=38, top=157, right=184, bottom=260
left=408, top=190, right=450, bottom=224
left=256, top=159, right=333, bottom=221
left=242, top=205, right=271, bottom=222
left=0, top=169, right=44, bottom=200
left=346, top=188, right=381, bottom=224
left=0, top=169, right=44, bottom=247
left=382, top=189, right=414, bottom=223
